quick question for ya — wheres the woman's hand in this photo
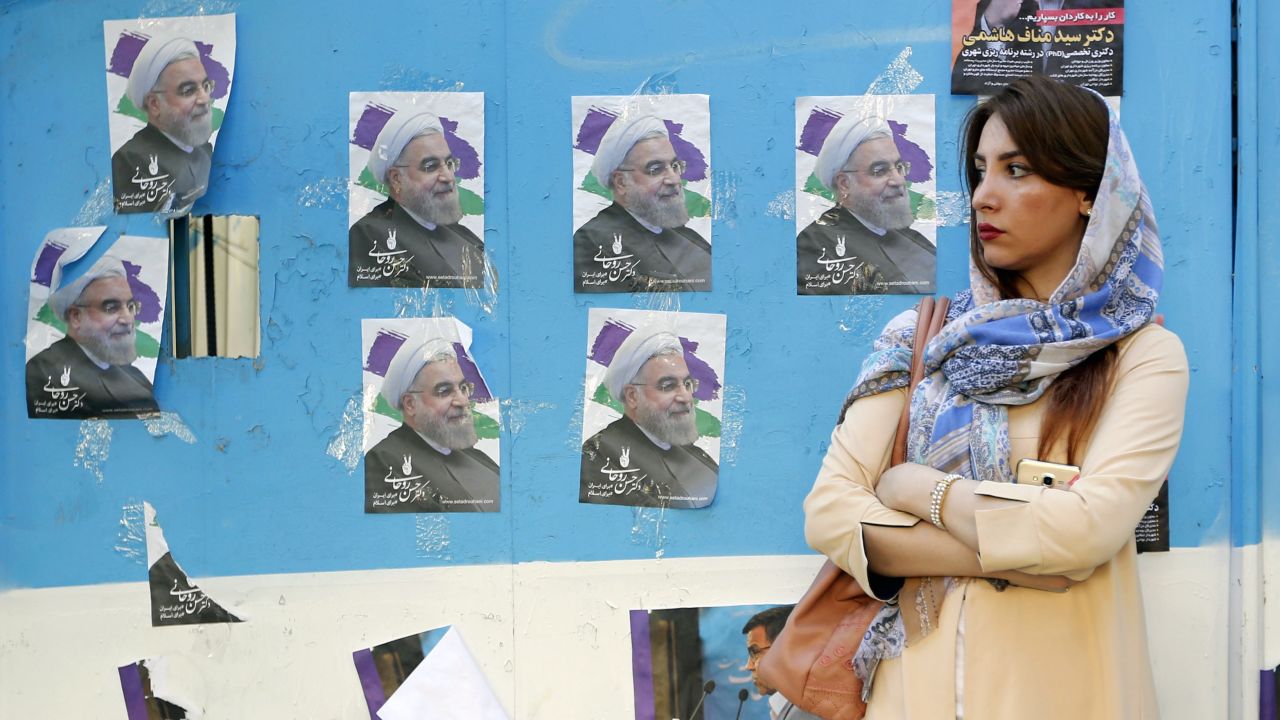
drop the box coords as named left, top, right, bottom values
left=993, top=569, right=1081, bottom=593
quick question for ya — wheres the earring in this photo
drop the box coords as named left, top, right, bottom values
left=1083, top=206, right=1093, bottom=217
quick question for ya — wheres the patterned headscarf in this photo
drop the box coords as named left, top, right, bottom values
left=845, top=93, right=1163, bottom=692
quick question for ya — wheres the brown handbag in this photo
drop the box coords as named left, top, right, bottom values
left=758, top=296, right=949, bottom=720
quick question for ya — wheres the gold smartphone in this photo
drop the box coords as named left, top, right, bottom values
left=1015, top=459, right=1080, bottom=489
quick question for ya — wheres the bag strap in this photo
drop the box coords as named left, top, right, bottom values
left=891, top=296, right=949, bottom=466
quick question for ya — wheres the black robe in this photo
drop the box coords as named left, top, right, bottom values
left=580, top=415, right=718, bottom=509
left=25, top=337, right=158, bottom=419
left=111, top=124, right=212, bottom=215
left=349, top=199, right=486, bottom=288
left=364, top=424, right=500, bottom=513
left=796, top=207, right=936, bottom=295
left=573, top=202, right=712, bottom=293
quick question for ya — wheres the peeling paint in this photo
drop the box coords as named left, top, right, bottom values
left=718, top=384, right=747, bottom=465
left=113, top=502, right=147, bottom=565
left=70, top=179, right=112, bottom=227
left=143, top=412, right=197, bottom=444
left=766, top=190, right=796, bottom=220
left=378, top=69, right=465, bottom=92
left=711, top=170, right=739, bottom=228
left=577, top=621, right=601, bottom=649
left=865, top=46, right=925, bottom=95
left=415, top=515, right=453, bottom=559
left=325, top=392, right=364, bottom=473
left=630, top=506, right=669, bottom=558
left=74, top=420, right=112, bottom=483
left=837, top=295, right=887, bottom=338
left=140, top=0, right=237, bottom=16
left=296, top=176, right=346, bottom=210
left=501, top=399, right=558, bottom=435
left=935, top=190, right=970, bottom=227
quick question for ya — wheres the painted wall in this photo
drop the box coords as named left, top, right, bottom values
left=0, top=0, right=1249, bottom=717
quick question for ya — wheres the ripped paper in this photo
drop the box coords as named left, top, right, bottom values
left=146, top=502, right=241, bottom=626
left=353, top=626, right=508, bottom=720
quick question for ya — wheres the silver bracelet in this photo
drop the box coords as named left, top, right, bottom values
left=929, top=473, right=963, bottom=530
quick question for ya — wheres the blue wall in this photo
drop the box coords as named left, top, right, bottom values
left=0, top=0, right=1237, bottom=589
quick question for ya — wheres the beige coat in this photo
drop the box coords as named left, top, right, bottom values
left=804, top=325, right=1188, bottom=719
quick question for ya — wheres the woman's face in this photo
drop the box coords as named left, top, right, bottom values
left=971, top=114, right=1090, bottom=299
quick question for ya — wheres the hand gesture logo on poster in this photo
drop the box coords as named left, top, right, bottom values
left=571, top=95, right=713, bottom=293
left=579, top=308, right=726, bottom=509
left=360, top=318, right=500, bottom=514
left=795, top=94, right=937, bottom=296
left=347, top=92, right=486, bottom=289
left=103, top=14, right=236, bottom=216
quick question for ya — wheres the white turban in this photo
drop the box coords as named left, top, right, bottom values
left=367, top=110, right=445, bottom=185
left=591, top=113, right=668, bottom=187
left=813, top=113, right=892, bottom=191
left=380, top=336, right=457, bottom=410
left=126, top=36, right=200, bottom=110
left=49, top=257, right=128, bottom=321
left=603, top=329, right=682, bottom=403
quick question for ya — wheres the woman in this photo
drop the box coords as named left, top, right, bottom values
left=804, top=75, right=1188, bottom=719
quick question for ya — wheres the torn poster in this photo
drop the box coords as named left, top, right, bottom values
left=580, top=308, right=726, bottom=509
left=104, top=14, right=236, bottom=216
left=353, top=625, right=508, bottom=720
left=632, top=603, right=793, bottom=720
left=25, top=229, right=169, bottom=420
left=572, top=94, right=712, bottom=293
left=362, top=318, right=500, bottom=513
left=951, top=1, right=1124, bottom=96
left=348, top=91, right=486, bottom=288
left=795, top=94, right=937, bottom=296
left=145, top=502, right=241, bottom=626
left=119, top=656, right=204, bottom=720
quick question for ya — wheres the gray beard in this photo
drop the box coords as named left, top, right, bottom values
left=163, top=110, right=213, bottom=148
left=848, top=190, right=913, bottom=230
left=77, top=329, right=138, bottom=366
left=400, top=186, right=464, bottom=226
left=625, top=191, right=689, bottom=229
left=633, top=402, right=699, bottom=446
left=416, top=410, right=478, bottom=450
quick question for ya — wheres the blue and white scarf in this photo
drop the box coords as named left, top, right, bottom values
left=847, top=101, right=1165, bottom=690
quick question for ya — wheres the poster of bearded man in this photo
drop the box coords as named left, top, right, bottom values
left=571, top=95, right=712, bottom=293
left=104, top=14, right=236, bottom=216
left=795, top=94, right=937, bottom=295
left=348, top=92, right=487, bottom=289
left=579, top=308, right=726, bottom=509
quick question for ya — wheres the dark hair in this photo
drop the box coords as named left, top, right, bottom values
left=741, top=605, right=794, bottom=642
left=960, top=76, right=1115, bottom=464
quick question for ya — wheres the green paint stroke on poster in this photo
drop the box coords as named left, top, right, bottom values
left=36, top=303, right=159, bottom=358
left=355, top=169, right=484, bottom=216
left=114, top=95, right=224, bottom=133
left=371, top=392, right=499, bottom=439
left=591, top=382, right=721, bottom=438
left=580, top=171, right=711, bottom=218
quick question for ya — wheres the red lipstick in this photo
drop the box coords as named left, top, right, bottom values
left=977, top=223, right=1004, bottom=241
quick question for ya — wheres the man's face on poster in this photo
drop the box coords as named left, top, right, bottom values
left=145, top=57, right=214, bottom=148
left=388, top=133, right=465, bottom=226
left=744, top=625, right=775, bottom=695
left=66, top=276, right=140, bottom=367
left=623, top=352, right=699, bottom=446
left=837, top=136, right=914, bottom=231
left=611, top=136, right=690, bottom=229
left=401, top=358, right=478, bottom=450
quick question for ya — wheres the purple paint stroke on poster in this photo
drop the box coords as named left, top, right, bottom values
left=352, top=648, right=388, bottom=718
left=630, top=610, right=656, bottom=720
left=663, top=120, right=707, bottom=182
left=587, top=319, right=637, bottom=367
left=31, top=241, right=69, bottom=287
left=106, top=33, right=229, bottom=100
left=573, top=106, right=620, bottom=155
left=679, top=336, right=720, bottom=401
left=123, top=261, right=163, bottom=323
left=439, top=117, right=481, bottom=181
left=888, top=120, right=932, bottom=183
left=364, top=330, right=409, bottom=376
left=351, top=104, right=395, bottom=150
left=797, top=107, right=843, bottom=156
left=451, top=342, right=493, bottom=402
left=118, top=662, right=149, bottom=720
